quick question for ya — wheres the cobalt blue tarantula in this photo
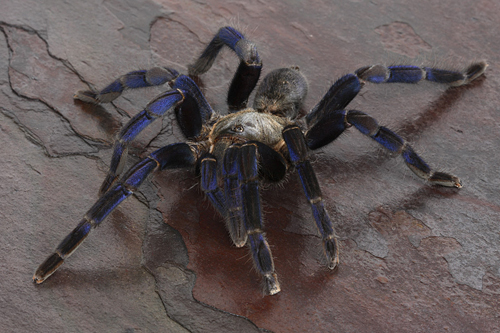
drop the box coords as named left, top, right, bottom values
left=34, top=26, right=486, bottom=295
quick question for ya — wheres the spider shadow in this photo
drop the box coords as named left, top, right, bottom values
left=74, top=99, right=122, bottom=138
left=397, top=75, right=486, bottom=139
left=34, top=265, right=148, bottom=290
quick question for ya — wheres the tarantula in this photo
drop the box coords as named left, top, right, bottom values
left=33, top=26, right=487, bottom=295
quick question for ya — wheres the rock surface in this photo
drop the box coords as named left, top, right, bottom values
left=1, top=0, right=499, bottom=332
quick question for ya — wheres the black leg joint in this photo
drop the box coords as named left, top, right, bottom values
left=306, top=74, right=361, bottom=127
left=297, top=160, right=322, bottom=201
left=282, top=125, right=308, bottom=163
left=150, top=143, right=196, bottom=170
left=248, top=141, right=287, bottom=182
left=305, top=110, right=348, bottom=150
left=175, top=93, right=203, bottom=138
left=228, top=61, right=262, bottom=111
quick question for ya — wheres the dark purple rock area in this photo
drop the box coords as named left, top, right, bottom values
left=1, top=0, right=499, bottom=332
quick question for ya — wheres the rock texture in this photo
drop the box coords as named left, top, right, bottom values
left=1, top=0, right=499, bottom=332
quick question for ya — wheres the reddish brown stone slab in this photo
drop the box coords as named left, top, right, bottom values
left=1, top=0, right=500, bottom=332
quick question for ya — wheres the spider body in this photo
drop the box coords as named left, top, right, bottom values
left=34, top=26, right=486, bottom=295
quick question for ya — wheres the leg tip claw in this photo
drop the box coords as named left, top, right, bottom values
left=264, top=273, right=281, bottom=295
left=33, top=273, right=48, bottom=285
left=327, top=259, right=339, bottom=271
left=452, top=61, right=488, bottom=86
left=324, top=236, right=340, bottom=270
left=33, top=253, right=64, bottom=284
left=74, top=90, right=99, bottom=104
left=32, top=275, right=44, bottom=284
left=465, top=61, right=488, bottom=83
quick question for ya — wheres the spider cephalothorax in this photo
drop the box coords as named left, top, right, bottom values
left=33, top=26, right=486, bottom=295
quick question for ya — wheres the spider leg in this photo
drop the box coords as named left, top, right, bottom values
left=304, top=73, right=362, bottom=149
left=355, top=61, right=487, bottom=86
left=221, top=145, right=247, bottom=247
left=346, top=109, right=462, bottom=187
left=223, top=143, right=280, bottom=295
left=201, top=140, right=286, bottom=248
left=200, top=153, right=226, bottom=217
left=306, top=105, right=462, bottom=187
left=99, top=75, right=213, bottom=195
left=305, top=62, right=487, bottom=185
left=188, top=26, right=262, bottom=111
left=282, top=125, right=340, bottom=270
left=305, top=74, right=361, bottom=129
left=305, top=62, right=487, bottom=129
left=251, top=141, right=288, bottom=182
left=305, top=108, right=350, bottom=151
left=171, top=75, right=214, bottom=138
left=74, top=67, right=180, bottom=104
left=33, top=143, right=196, bottom=284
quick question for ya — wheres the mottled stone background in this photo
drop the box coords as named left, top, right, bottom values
left=1, top=0, right=499, bottom=332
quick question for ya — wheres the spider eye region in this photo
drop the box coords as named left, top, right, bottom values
left=231, top=124, right=245, bottom=133
left=212, top=111, right=288, bottom=146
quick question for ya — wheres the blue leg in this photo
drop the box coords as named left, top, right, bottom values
left=355, top=61, right=487, bottom=86
left=238, top=143, right=280, bottom=295
left=200, top=153, right=226, bottom=217
left=305, top=61, right=487, bottom=150
left=170, top=75, right=213, bottom=138
left=303, top=74, right=362, bottom=150
left=346, top=110, right=462, bottom=187
left=282, top=125, right=340, bottom=270
left=306, top=74, right=362, bottom=128
left=74, top=67, right=180, bottom=103
left=305, top=106, right=463, bottom=187
left=99, top=89, right=183, bottom=194
left=222, top=143, right=280, bottom=295
left=188, top=26, right=262, bottom=111
left=33, top=143, right=196, bottom=284
left=99, top=75, right=213, bottom=195
left=221, top=145, right=247, bottom=247
left=202, top=140, right=286, bottom=249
